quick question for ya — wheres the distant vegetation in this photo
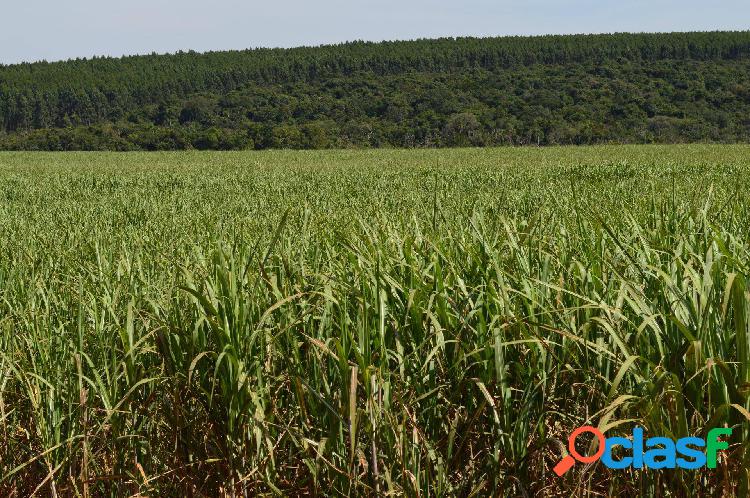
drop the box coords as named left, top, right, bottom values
left=1, top=32, right=750, bottom=150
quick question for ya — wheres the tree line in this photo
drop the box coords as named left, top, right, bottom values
left=1, top=31, right=749, bottom=150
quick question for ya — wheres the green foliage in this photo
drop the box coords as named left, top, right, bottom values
left=1, top=32, right=750, bottom=150
left=0, top=146, right=749, bottom=496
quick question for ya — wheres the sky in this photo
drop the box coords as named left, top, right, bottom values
left=1, top=0, right=749, bottom=64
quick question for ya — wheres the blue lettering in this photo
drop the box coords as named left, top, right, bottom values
left=582, top=429, right=719, bottom=472
left=632, top=427, right=645, bottom=468
left=602, top=437, right=633, bottom=469
left=644, top=437, right=676, bottom=469
left=676, top=437, right=707, bottom=469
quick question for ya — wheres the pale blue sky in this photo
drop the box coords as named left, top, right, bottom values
left=2, top=0, right=748, bottom=64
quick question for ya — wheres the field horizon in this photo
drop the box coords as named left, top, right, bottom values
left=2, top=31, right=750, bottom=151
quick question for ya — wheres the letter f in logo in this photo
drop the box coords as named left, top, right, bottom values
left=706, top=428, right=732, bottom=469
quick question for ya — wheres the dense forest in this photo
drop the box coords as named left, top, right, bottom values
left=1, top=31, right=749, bottom=150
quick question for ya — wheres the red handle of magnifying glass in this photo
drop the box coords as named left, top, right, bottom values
left=553, top=455, right=576, bottom=476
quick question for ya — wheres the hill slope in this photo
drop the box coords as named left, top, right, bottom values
left=1, top=32, right=749, bottom=150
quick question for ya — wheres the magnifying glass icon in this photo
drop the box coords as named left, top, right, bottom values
left=553, top=426, right=606, bottom=476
